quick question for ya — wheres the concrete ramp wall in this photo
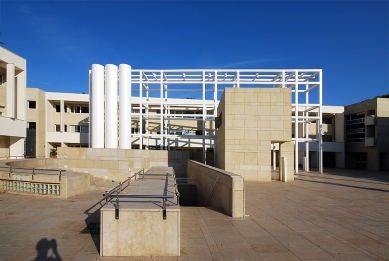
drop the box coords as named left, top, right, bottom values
left=187, top=160, right=245, bottom=218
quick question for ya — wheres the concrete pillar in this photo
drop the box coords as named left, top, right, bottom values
left=105, top=64, right=118, bottom=148
left=119, top=64, right=131, bottom=149
left=16, top=70, right=26, bottom=120
left=279, top=142, right=294, bottom=182
left=60, top=100, right=64, bottom=132
left=6, top=63, right=15, bottom=118
left=90, top=64, right=105, bottom=148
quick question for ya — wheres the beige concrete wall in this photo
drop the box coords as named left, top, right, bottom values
left=0, top=135, right=8, bottom=158
left=8, top=148, right=194, bottom=181
left=100, top=206, right=180, bottom=256
left=187, top=160, right=244, bottom=218
left=216, top=88, right=292, bottom=181
left=26, top=88, right=46, bottom=158
left=0, top=168, right=90, bottom=198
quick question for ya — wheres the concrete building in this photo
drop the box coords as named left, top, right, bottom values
left=25, top=64, right=349, bottom=179
left=25, top=89, right=89, bottom=158
left=344, top=96, right=389, bottom=171
left=88, top=65, right=330, bottom=180
left=0, top=47, right=26, bottom=159
left=296, top=105, right=345, bottom=169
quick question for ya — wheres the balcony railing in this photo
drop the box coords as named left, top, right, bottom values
left=346, top=128, right=365, bottom=134
left=346, top=118, right=364, bottom=125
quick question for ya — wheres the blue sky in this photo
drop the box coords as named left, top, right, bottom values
left=1, top=0, right=388, bottom=106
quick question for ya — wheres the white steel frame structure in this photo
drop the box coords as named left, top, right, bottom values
left=89, top=65, right=323, bottom=173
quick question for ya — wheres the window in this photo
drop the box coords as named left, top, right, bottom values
left=71, top=106, right=81, bottom=113
left=28, top=122, right=36, bottom=130
left=0, top=74, right=3, bottom=85
left=56, top=105, right=61, bottom=112
left=81, top=107, right=89, bottom=113
left=70, top=125, right=81, bottom=133
left=28, top=101, right=36, bottom=109
left=322, top=117, right=332, bottom=124
left=322, top=135, right=333, bottom=142
left=55, top=125, right=67, bottom=132
left=69, top=125, right=88, bottom=133
left=81, top=126, right=89, bottom=133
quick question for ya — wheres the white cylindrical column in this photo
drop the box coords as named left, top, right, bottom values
left=91, top=64, right=105, bottom=148
left=105, top=64, right=118, bottom=148
left=119, top=64, right=131, bottom=149
left=6, top=63, right=15, bottom=118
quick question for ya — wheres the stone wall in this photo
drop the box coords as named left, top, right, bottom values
left=187, top=160, right=244, bottom=218
left=216, top=88, right=292, bottom=181
left=8, top=148, right=196, bottom=181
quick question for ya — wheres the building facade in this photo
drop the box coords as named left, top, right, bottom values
left=0, top=47, right=26, bottom=158
left=24, top=64, right=351, bottom=177
left=344, top=96, right=389, bottom=171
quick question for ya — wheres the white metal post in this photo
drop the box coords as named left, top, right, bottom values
left=294, top=71, right=299, bottom=173
left=319, top=70, right=323, bottom=173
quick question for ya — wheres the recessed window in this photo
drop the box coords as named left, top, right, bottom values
left=70, top=106, right=89, bottom=113
left=55, top=124, right=67, bottom=132
left=56, top=105, right=61, bottom=112
left=28, top=101, right=36, bottom=109
left=28, top=122, right=36, bottom=130
left=322, top=117, right=332, bottom=124
left=70, top=125, right=81, bottom=133
left=81, top=107, right=89, bottom=113
left=81, top=126, right=89, bottom=133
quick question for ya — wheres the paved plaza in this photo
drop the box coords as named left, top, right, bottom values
left=1, top=169, right=389, bottom=261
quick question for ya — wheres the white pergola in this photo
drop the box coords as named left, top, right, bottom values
left=89, top=66, right=323, bottom=174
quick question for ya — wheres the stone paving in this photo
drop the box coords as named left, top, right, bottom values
left=1, top=168, right=389, bottom=260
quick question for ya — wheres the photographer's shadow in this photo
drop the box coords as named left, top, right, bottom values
left=33, top=238, right=62, bottom=261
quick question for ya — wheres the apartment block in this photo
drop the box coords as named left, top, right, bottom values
left=0, top=47, right=26, bottom=158
left=25, top=90, right=90, bottom=158
left=344, top=96, right=389, bottom=171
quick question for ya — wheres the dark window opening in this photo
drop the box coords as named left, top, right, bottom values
left=28, top=101, right=36, bottom=109
left=28, top=122, right=36, bottom=130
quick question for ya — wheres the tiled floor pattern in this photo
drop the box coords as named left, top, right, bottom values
left=0, top=169, right=388, bottom=260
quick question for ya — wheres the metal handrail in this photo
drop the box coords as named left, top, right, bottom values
left=0, top=166, right=65, bottom=182
left=104, top=169, right=144, bottom=203
left=104, top=170, right=179, bottom=220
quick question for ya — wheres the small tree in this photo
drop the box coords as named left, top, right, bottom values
left=49, top=148, right=57, bottom=158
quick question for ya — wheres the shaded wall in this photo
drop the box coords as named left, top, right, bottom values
left=187, top=160, right=244, bottom=218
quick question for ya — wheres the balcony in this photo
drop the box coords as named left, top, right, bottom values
left=346, top=128, right=365, bottom=135
left=365, top=137, right=375, bottom=147
left=346, top=118, right=364, bottom=125
left=365, top=115, right=375, bottom=125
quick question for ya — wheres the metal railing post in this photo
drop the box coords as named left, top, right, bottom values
left=115, top=196, right=119, bottom=219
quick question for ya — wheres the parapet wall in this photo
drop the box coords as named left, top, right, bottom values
left=8, top=148, right=195, bottom=181
left=0, top=169, right=90, bottom=198
left=187, top=160, right=244, bottom=218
